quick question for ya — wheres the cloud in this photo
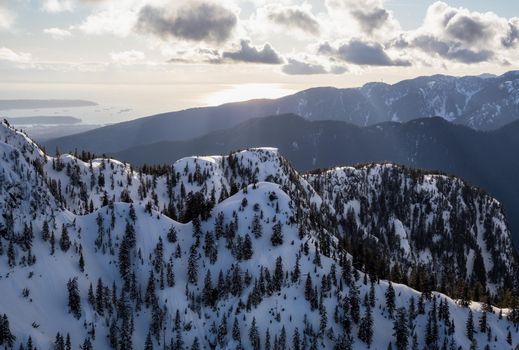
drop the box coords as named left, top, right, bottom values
left=0, top=47, right=33, bottom=66
left=405, top=34, right=493, bottom=64
left=137, top=2, right=237, bottom=44
left=110, top=50, right=145, bottom=65
left=350, top=7, right=389, bottom=35
left=0, top=5, right=14, bottom=30
left=320, top=40, right=410, bottom=66
left=282, top=58, right=326, bottom=75
left=267, top=5, right=320, bottom=35
left=222, top=40, right=282, bottom=64
left=44, top=27, right=73, bottom=40
left=41, top=0, right=74, bottom=13
left=390, top=2, right=519, bottom=65
left=325, top=0, right=398, bottom=37
left=79, top=8, right=137, bottom=37
left=281, top=58, right=347, bottom=75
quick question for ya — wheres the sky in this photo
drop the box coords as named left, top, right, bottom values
left=0, top=0, right=519, bottom=121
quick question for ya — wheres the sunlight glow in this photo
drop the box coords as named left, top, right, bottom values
left=204, top=84, right=296, bottom=106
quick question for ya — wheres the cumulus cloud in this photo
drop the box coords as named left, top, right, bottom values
left=110, top=50, right=145, bottom=65
left=79, top=7, right=137, bottom=37
left=399, top=34, right=493, bottom=64
left=137, top=2, right=237, bottom=44
left=281, top=58, right=347, bottom=75
left=282, top=58, right=326, bottom=75
left=0, top=47, right=33, bottom=66
left=391, top=2, right=519, bottom=65
left=0, top=5, right=14, bottom=30
left=267, top=5, right=320, bottom=35
left=41, top=0, right=74, bottom=13
left=320, top=40, right=410, bottom=66
left=222, top=40, right=282, bottom=64
left=44, top=27, right=72, bottom=40
left=325, top=0, right=399, bottom=37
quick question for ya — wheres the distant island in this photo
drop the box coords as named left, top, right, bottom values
left=5, top=116, right=82, bottom=125
left=0, top=99, right=97, bottom=110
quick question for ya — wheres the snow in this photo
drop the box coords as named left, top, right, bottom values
left=0, top=122, right=516, bottom=349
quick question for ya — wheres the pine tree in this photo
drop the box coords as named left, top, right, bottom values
left=393, top=308, right=409, bottom=350
left=249, top=317, right=261, bottom=350
left=466, top=310, right=474, bottom=341
left=144, top=270, right=156, bottom=308
left=0, top=314, right=15, bottom=348
left=82, top=337, right=93, bottom=350
left=78, top=251, right=85, bottom=272
left=349, top=283, right=360, bottom=324
left=67, top=277, right=81, bottom=319
left=242, top=234, right=254, bottom=260
left=252, top=214, right=263, bottom=239
left=270, top=222, right=283, bottom=246
left=272, top=256, right=284, bottom=291
left=358, top=304, right=373, bottom=346
left=385, top=281, right=396, bottom=318
left=144, top=330, right=153, bottom=350
left=292, top=328, right=301, bottom=350
left=190, top=337, right=200, bottom=350
left=42, top=220, right=50, bottom=241
left=479, top=311, right=487, bottom=333
left=232, top=317, right=241, bottom=343
left=217, top=314, right=228, bottom=347
left=203, top=270, right=214, bottom=307
left=292, top=255, right=301, bottom=283
left=187, top=244, right=198, bottom=284
left=7, top=240, right=15, bottom=267
left=167, top=226, right=177, bottom=243
left=59, top=224, right=71, bottom=252
left=166, top=258, right=175, bottom=287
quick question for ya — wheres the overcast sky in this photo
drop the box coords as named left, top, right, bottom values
left=1, top=0, right=518, bottom=116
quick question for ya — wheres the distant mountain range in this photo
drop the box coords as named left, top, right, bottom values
left=44, top=70, right=519, bottom=154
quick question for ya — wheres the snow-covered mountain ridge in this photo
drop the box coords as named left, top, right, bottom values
left=0, top=122, right=518, bottom=349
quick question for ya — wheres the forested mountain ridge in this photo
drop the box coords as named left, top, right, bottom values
left=108, top=114, right=519, bottom=248
left=0, top=121, right=518, bottom=349
left=306, top=164, right=517, bottom=301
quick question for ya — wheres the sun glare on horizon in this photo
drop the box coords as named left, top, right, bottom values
left=204, top=84, right=296, bottom=106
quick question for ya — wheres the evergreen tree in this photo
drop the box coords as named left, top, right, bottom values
left=144, top=330, right=153, bottom=350
left=67, top=277, right=81, bottom=319
left=466, top=310, right=474, bottom=341
left=292, top=328, right=301, bottom=350
left=270, top=222, right=283, bottom=246
left=252, top=214, right=263, bottom=239
left=272, top=256, right=284, bottom=291
left=349, top=283, right=360, bottom=324
left=0, top=314, right=15, bottom=348
left=59, top=224, right=71, bottom=252
left=393, top=308, right=409, bottom=350
left=385, top=282, right=396, bottom=318
left=242, top=234, right=254, bottom=260
left=479, top=311, right=487, bottom=333
left=232, top=317, right=241, bottom=343
left=187, top=244, right=199, bottom=284
left=358, top=304, right=373, bottom=347
left=249, top=317, right=261, bottom=350
left=167, top=226, right=177, bottom=243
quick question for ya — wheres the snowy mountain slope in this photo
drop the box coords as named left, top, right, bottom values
left=0, top=122, right=518, bottom=349
left=306, top=164, right=517, bottom=300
